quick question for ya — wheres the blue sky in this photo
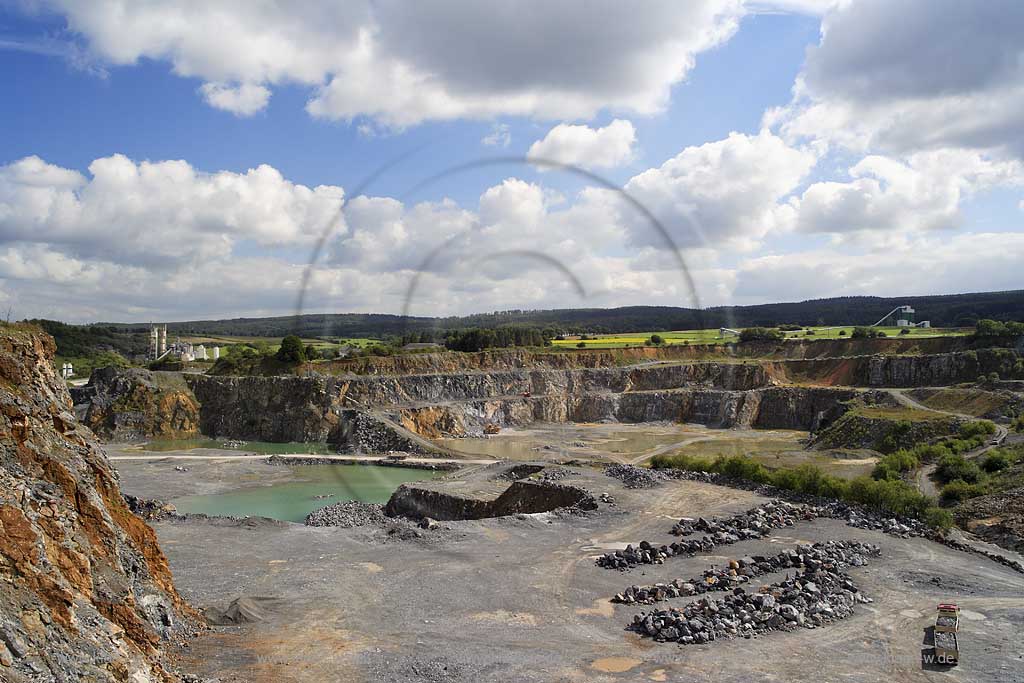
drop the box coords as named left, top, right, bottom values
left=0, top=1, right=1021, bottom=323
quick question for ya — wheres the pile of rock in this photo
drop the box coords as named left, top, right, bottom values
left=539, top=467, right=572, bottom=482
left=628, top=546, right=875, bottom=645
left=604, top=463, right=665, bottom=489
left=124, top=494, right=178, bottom=521
left=597, top=500, right=816, bottom=570
left=660, top=470, right=931, bottom=538
left=305, top=500, right=388, bottom=527
left=613, top=541, right=879, bottom=605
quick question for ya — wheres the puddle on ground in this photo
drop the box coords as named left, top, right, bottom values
left=172, top=465, right=443, bottom=522
left=591, top=657, right=641, bottom=673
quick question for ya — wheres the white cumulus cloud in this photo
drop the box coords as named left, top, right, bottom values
left=0, top=154, right=346, bottom=266
left=198, top=82, right=272, bottom=116
left=622, top=131, right=817, bottom=248
left=766, top=0, right=1024, bottom=160
left=528, top=120, right=637, bottom=170
left=39, top=0, right=745, bottom=126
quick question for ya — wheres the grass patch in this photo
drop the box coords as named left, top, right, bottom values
left=668, top=433, right=875, bottom=479
left=909, top=388, right=1006, bottom=417
left=550, top=325, right=968, bottom=349
left=649, top=452, right=950, bottom=528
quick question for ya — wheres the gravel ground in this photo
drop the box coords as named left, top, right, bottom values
left=114, top=457, right=1024, bottom=683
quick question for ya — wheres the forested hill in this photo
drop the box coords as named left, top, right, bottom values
left=102, top=290, right=1024, bottom=337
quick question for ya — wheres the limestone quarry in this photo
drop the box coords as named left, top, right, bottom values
left=7, top=327, right=1024, bottom=682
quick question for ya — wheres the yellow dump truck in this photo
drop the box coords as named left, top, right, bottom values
left=933, top=603, right=959, bottom=665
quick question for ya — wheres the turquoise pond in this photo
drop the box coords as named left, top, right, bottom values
left=171, top=465, right=443, bottom=522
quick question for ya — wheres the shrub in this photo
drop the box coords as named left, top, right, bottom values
left=872, top=450, right=920, bottom=480
left=935, top=454, right=983, bottom=484
left=739, top=327, right=785, bottom=342
left=959, top=420, right=996, bottom=438
left=576, top=341, right=586, bottom=348
left=981, top=451, right=1013, bottom=473
left=900, top=328, right=910, bottom=335
left=838, top=330, right=847, bottom=336
left=850, top=326, right=888, bottom=339
left=651, top=454, right=940, bottom=526
left=922, top=506, right=954, bottom=530
left=648, top=334, right=665, bottom=346
left=940, top=479, right=987, bottom=506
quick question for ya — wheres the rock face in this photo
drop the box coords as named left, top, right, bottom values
left=73, top=367, right=200, bottom=441
left=70, top=343, right=1020, bottom=447
left=0, top=326, right=196, bottom=682
left=189, top=374, right=342, bottom=443
left=385, top=479, right=597, bottom=520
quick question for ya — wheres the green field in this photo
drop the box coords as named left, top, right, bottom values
left=550, top=325, right=969, bottom=349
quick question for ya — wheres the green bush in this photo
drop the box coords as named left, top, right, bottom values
left=959, top=420, right=996, bottom=438
left=275, top=335, right=306, bottom=364
left=981, top=451, right=1013, bottom=473
left=922, top=506, right=954, bottom=530
left=648, top=334, right=665, bottom=346
left=650, top=454, right=940, bottom=526
left=940, top=479, right=988, bottom=505
left=935, top=454, right=983, bottom=484
left=872, top=449, right=920, bottom=480
left=739, top=327, right=784, bottom=342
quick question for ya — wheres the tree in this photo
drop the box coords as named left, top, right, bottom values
left=648, top=334, right=665, bottom=345
left=975, top=319, right=1008, bottom=337
left=276, top=335, right=306, bottom=363
left=304, top=344, right=321, bottom=360
left=900, top=328, right=910, bottom=335
left=739, top=327, right=784, bottom=342
left=576, top=341, right=586, bottom=348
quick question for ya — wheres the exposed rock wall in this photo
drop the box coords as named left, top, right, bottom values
left=338, top=363, right=774, bottom=407
left=392, top=386, right=861, bottom=436
left=72, top=345, right=1020, bottom=449
left=313, top=336, right=979, bottom=376
left=0, top=326, right=196, bottom=682
left=73, top=367, right=200, bottom=441
left=385, top=480, right=597, bottom=520
left=780, top=348, right=1021, bottom=387
left=188, top=375, right=343, bottom=443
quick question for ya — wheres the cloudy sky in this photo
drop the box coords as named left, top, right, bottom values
left=1, top=0, right=1021, bottom=323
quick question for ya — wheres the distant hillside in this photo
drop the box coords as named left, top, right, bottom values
left=101, top=289, right=1023, bottom=338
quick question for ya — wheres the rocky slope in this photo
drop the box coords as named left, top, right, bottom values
left=70, top=345, right=1021, bottom=448
left=309, top=336, right=988, bottom=376
left=72, top=367, right=200, bottom=441
left=0, top=325, right=197, bottom=682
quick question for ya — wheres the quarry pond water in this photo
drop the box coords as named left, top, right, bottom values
left=171, top=464, right=443, bottom=522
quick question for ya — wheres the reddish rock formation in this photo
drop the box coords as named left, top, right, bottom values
left=0, top=324, right=198, bottom=682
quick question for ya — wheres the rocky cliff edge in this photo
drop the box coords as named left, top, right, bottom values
left=0, top=325, right=198, bottom=682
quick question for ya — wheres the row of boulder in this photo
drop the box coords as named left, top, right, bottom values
left=597, top=500, right=816, bottom=570
left=603, top=463, right=666, bottom=489
left=613, top=540, right=879, bottom=605
left=596, top=498, right=921, bottom=570
left=627, top=542, right=877, bottom=645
